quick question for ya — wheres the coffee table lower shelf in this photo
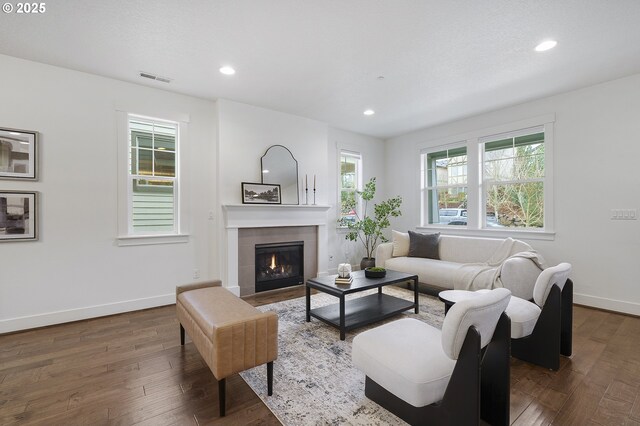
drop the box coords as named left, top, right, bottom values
left=309, top=293, right=415, bottom=338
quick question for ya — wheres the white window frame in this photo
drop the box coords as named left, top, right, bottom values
left=417, top=114, right=555, bottom=240
left=116, top=110, right=189, bottom=246
left=420, top=142, right=468, bottom=227
left=338, top=150, right=362, bottom=228
left=480, top=125, right=547, bottom=230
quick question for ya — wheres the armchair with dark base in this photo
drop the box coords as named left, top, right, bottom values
left=352, top=288, right=512, bottom=426
left=506, top=263, right=572, bottom=371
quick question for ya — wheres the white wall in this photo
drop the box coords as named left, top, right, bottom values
left=327, top=127, right=386, bottom=271
left=0, top=55, right=218, bottom=333
left=215, top=100, right=387, bottom=277
left=384, top=72, right=640, bottom=315
left=216, top=99, right=330, bottom=288
left=0, top=62, right=383, bottom=332
left=217, top=99, right=328, bottom=206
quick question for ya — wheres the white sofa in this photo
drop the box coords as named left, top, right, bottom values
left=376, top=232, right=545, bottom=300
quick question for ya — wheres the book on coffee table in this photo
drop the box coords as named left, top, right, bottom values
left=335, top=275, right=353, bottom=285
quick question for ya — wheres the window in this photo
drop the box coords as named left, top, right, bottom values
left=482, top=127, right=544, bottom=229
left=339, top=151, right=362, bottom=226
left=421, top=146, right=468, bottom=226
left=419, top=115, right=554, bottom=236
left=128, top=115, right=178, bottom=235
left=117, top=110, right=188, bottom=245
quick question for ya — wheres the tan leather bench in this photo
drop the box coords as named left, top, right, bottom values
left=176, top=280, right=278, bottom=417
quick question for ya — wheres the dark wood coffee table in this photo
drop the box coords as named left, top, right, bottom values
left=305, top=270, right=419, bottom=340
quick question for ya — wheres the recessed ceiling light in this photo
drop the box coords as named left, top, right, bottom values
left=363, top=109, right=375, bottom=116
left=535, top=40, right=557, bottom=52
left=219, top=66, right=236, bottom=75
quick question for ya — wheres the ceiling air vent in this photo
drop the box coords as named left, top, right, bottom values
left=139, top=72, right=172, bottom=83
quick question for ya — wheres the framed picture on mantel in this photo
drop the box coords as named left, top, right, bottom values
left=241, top=182, right=281, bottom=205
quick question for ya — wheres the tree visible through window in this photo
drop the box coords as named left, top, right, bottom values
left=483, top=131, right=544, bottom=228
left=420, top=121, right=551, bottom=232
left=129, top=116, right=178, bottom=233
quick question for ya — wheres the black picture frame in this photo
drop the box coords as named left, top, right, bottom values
left=0, top=127, right=38, bottom=180
left=0, top=190, right=38, bottom=242
left=242, top=182, right=281, bottom=204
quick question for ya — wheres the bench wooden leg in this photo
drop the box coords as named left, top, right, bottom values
left=179, top=324, right=185, bottom=345
left=219, top=378, right=226, bottom=417
left=267, top=361, right=273, bottom=396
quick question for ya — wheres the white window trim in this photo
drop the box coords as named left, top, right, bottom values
left=337, top=149, right=362, bottom=229
left=420, top=141, right=468, bottom=228
left=417, top=114, right=556, bottom=240
left=415, top=225, right=556, bottom=241
left=116, top=110, right=190, bottom=246
left=479, top=124, right=551, bottom=231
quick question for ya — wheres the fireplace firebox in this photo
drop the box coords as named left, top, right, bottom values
left=255, top=241, right=304, bottom=293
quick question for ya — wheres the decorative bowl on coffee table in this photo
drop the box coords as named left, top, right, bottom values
left=364, top=267, right=386, bottom=278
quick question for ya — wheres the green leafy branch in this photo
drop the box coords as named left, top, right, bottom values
left=338, top=177, right=402, bottom=259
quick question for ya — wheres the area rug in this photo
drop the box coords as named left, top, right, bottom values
left=239, top=286, right=445, bottom=425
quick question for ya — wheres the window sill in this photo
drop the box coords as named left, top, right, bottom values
left=415, top=226, right=555, bottom=241
left=117, top=234, right=189, bottom=246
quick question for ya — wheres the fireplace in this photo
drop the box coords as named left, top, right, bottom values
left=255, top=241, right=304, bottom=293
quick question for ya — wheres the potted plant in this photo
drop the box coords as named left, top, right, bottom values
left=339, top=177, right=402, bottom=270
left=364, top=266, right=387, bottom=278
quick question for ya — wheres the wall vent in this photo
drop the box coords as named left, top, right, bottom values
left=139, top=72, right=172, bottom=83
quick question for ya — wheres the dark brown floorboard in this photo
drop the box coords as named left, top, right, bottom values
left=1, top=286, right=640, bottom=425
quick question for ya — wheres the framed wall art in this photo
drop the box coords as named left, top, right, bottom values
left=0, top=127, right=38, bottom=180
left=241, top=182, right=281, bottom=204
left=0, top=190, right=38, bottom=242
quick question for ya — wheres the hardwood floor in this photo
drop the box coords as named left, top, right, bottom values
left=1, top=287, right=639, bottom=425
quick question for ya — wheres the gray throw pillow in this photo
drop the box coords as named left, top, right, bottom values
left=408, top=231, right=440, bottom=259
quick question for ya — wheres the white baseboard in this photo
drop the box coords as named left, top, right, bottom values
left=574, top=293, right=640, bottom=316
left=0, top=293, right=175, bottom=334
left=225, top=285, right=241, bottom=296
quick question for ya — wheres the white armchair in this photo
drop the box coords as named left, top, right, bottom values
left=506, top=262, right=573, bottom=370
left=352, top=288, right=512, bottom=426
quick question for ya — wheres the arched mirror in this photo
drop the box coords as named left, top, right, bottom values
left=261, top=145, right=299, bottom=205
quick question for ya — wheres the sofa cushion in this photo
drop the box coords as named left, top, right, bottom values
left=505, top=297, right=541, bottom=338
left=392, top=230, right=410, bottom=257
left=408, top=231, right=440, bottom=259
left=500, top=256, right=543, bottom=300
left=352, top=318, right=456, bottom=407
left=385, top=256, right=461, bottom=289
left=438, top=235, right=533, bottom=264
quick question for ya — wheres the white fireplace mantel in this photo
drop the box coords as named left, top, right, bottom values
left=222, top=204, right=332, bottom=295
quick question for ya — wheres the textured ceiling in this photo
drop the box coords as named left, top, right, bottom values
left=2, top=0, right=640, bottom=138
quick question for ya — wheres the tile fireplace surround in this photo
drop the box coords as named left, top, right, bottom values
left=222, top=204, right=331, bottom=296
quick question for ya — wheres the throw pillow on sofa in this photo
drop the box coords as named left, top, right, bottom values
left=392, top=230, right=410, bottom=257
left=408, top=231, right=440, bottom=260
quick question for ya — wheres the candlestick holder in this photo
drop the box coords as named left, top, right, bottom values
left=313, top=189, right=316, bottom=205
left=305, top=188, right=309, bottom=205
